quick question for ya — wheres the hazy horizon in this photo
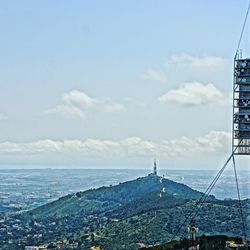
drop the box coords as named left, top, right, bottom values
left=0, top=164, right=249, bottom=171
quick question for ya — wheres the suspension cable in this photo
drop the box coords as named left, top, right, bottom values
left=167, top=3, right=250, bottom=241
left=170, top=147, right=238, bottom=241
left=235, top=0, right=250, bottom=59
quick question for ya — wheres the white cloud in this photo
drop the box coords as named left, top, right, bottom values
left=43, top=90, right=125, bottom=120
left=158, top=82, right=229, bottom=106
left=62, top=90, right=96, bottom=109
left=51, top=105, right=86, bottom=120
left=0, top=131, right=231, bottom=159
left=104, top=103, right=125, bottom=113
left=162, top=130, right=231, bottom=156
left=141, top=68, right=168, bottom=83
left=141, top=54, right=228, bottom=87
left=43, top=90, right=95, bottom=120
left=166, top=53, right=228, bottom=72
left=0, top=114, right=7, bottom=121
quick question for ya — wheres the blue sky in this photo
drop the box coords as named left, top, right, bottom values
left=0, top=0, right=250, bottom=169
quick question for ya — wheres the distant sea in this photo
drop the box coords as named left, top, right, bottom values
left=0, top=168, right=249, bottom=212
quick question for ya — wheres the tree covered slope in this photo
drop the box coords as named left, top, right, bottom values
left=0, top=174, right=248, bottom=250
left=28, top=174, right=208, bottom=219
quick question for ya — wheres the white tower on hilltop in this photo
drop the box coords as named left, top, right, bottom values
left=153, top=159, right=157, bottom=175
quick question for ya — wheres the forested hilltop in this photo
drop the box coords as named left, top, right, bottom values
left=0, top=174, right=249, bottom=249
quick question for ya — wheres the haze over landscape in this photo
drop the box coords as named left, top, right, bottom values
left=1, top=1, right=250, bottom=170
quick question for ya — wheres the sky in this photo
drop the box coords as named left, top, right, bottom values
left=0, top=0, right=250, bottom=169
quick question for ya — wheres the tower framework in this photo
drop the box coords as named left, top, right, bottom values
left=153, top=159, right=157, bottom=175
left=233, top=57, right=250, bottom=155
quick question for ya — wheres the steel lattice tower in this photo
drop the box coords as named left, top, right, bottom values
left=233, top=56, right=250, bottom=155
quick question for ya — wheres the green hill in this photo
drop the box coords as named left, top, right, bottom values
left=0, top=174, right=248, bottom=250
left=28, top=174, right=208, bottom=219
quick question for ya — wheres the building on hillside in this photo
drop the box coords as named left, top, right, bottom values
left=226, top=240, right=246, bottom=249
left=25, top=246, right=39, bottom=250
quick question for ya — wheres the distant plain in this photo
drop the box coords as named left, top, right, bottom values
left=0, top=168, right=249, bottom=213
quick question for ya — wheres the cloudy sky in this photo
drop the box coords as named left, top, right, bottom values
left=0, top=0, right=250, bottom=169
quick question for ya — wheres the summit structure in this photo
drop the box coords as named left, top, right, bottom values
left=153, top=159, right=157, bottom=175
left=233, top=57, right=250, bottom=155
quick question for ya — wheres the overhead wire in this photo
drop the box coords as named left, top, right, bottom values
left=170, top=146, right=238, bottom=241
left=169, top=1, right=250, bottom=243
left=235, top=0, right=250, bottom=59
left=170, top=140, right=248, bottom=241
left=232, top=1, right=250, bottom=241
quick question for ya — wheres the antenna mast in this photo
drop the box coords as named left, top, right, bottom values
left=153, top=159, right=157, bottom=175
